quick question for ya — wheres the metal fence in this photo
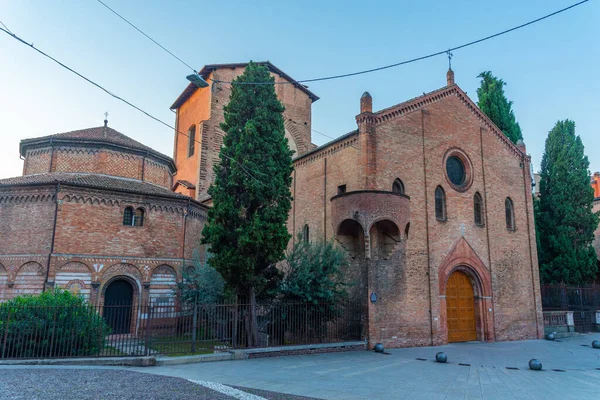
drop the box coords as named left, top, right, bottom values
left=0, top=300, right=363, bottom=359
left=541, top=285, right=600, bottom=332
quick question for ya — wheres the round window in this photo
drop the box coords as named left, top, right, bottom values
left=446, top=156, right=466, bottom=187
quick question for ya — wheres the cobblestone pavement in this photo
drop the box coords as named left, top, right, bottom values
left=134, top=334, right=600, bottom=399
left=0, top=368, right=320, bottom=400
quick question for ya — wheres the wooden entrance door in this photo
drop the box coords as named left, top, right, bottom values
left=446, top=271, right=477, bottom=342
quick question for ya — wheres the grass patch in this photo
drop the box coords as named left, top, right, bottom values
left=99, top=345, right=127, bottom=357
left=147, top=336, right=226, bottom=357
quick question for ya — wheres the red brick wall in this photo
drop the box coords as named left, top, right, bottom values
left=23, top=148, right=51, bottom=174
left=53, top=189, right=186, bottom=259
left=174, top=66, right=314, bottom=201
left=24, top=146, right=173, bottom=190
left=0, top=187, right=56, bottom=255
left=290, top=86, right=542, bottom=347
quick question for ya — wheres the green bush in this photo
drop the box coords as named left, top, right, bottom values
left=0, top=289, right=111, bottom=358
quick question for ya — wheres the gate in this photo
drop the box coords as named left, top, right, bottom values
left=541, top=285, right=600, bottom=332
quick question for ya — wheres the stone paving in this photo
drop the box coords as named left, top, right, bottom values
left=1, top=335, right=600, bottom=399
left=134, top=334, right=600, bottom=399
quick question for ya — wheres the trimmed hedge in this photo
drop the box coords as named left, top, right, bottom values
left=0, top=290, right=111, bottom=358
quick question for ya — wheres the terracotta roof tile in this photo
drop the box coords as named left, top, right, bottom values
left=0, top=173, right=191, bottom=200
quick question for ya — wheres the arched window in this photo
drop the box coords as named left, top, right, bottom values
left=188, top=125, right=196, bottom=157
left=134, top=208, right=145, bottom=227
left=505, top=198, right=515, bottom=231
left=392, top=178, right=405, bottom=195
left=435, top=186, right=446, bottom=221
left=474, top=192, right=484, bottom=226
left=302, top=224, right=309, bottom=243
left=123, top=206, right=134, bottom=226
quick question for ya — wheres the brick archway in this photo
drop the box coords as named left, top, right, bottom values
left=438, top=238, right=494, bottom=343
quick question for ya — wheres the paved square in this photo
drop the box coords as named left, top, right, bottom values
left=136, top=334, right=600, bottom=399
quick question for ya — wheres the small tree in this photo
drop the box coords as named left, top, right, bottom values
left=278, top=234, right=350, bottom=342
left=176, top=249, right=225, bottom=305
left=201, top=62, right=294, bottom=346
left=536, top=120, right=599, bottom=284
left=476, top=71, right=523, bottom=144
left=280, top=234, right=349, bottom=304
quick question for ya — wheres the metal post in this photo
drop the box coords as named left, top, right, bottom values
left=191, top=301, right=198, bottom=353
left=145, top=304, right=152, bottom=356
left=1, top=309, right=11, bottom=359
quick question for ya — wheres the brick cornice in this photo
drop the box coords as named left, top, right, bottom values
left=372, top=85, right=526, bottom=161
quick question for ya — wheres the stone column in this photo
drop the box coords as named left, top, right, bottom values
left=566, top=311, right=575, bottom=332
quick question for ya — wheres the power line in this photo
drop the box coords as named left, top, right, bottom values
left=93, top=0, right=588, bottom=86
left=211, top=0, right=589, bottom=85
left=95, top=0, right=197, bottom=73
left=0, top=20, right=12, bottom=34
left=0, top=25, right=267, bottom=186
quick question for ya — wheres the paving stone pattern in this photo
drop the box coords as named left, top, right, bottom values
left=137, top=335, right=600, bottom=400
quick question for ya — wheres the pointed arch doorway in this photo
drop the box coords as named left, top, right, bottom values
left=446, top=271, right=477, bottom=342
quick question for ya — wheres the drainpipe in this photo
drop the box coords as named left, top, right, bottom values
left=181, top=198, right=190, bottom=274
left=421, top=109, right=434, bottom=346
left=45, top=183, right=61, bottom=290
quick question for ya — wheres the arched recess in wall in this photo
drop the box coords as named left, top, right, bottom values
left=15, top=262, right=45, bottom=296
left=55, top=262, right=93, bottom=300
left=149, top=265, right=177, bottom=314
left=369, top=220, right=401, bottom=260
left=336, top=219, right=365, bottom=260
left=284, top=128, right=299, bottom=155
left=0, top=264, right=8, bottom=301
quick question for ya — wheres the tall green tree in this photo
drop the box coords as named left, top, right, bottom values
left=201, top=62, right=293, bottom=344
left=536, top=120, right=599, bottom=284
left=476, top=71, right=523, bottom=144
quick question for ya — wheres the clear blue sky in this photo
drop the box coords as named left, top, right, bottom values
left=1, top=0, right=598, bottom=179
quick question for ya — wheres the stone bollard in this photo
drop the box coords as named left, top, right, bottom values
left=592, top=340, right=600, bottom=349
left=435, top=352, right=447, bottom=363
left=545, top=332, right=556, bottom=341
left=529, top=359, right=542, bottom=371
left=374, top=343, right=385, bottom=353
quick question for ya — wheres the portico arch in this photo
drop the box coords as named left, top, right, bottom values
left=438, top=238, right=494, bottom=343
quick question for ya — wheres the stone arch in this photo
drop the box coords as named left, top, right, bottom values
left=369, top=219, right=401, bottom=261
left=438, top=238, right=494, bottom=343
left=336, top=219, right=365, bottom=260
left=55, top=261, right=93, bottom=300
left=14, top=262, right=45, bottom=296
left=284, top=119, right=306, bottom=155
left=0, top=263, right=8, bottom=301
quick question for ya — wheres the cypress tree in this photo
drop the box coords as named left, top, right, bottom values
left=536, top=120, right=598, bottom=284
left=201, top=62, right=293, bottom=343
left=476, top=71, right=523, bottom=144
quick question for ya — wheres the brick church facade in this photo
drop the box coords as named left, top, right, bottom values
left=0, top=62, right=543, bottom=346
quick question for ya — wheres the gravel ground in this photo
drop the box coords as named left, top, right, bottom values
left=0, top=369, right=321, bottom=400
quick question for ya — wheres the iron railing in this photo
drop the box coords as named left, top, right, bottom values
left=0, top=300, right=363, bottom=359
left=541, top=285, right=600, bottom=332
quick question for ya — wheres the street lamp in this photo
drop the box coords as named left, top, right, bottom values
left=186, top=73, right=209, bottom=88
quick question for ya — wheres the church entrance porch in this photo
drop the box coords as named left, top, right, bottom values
left=103, top=279, right=134, bottom=334
left=446, top=271, right=477, bottom=342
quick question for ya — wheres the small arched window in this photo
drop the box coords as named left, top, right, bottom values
left=302, top=224, right=309, bottom=243
left=134, top=208, right=145, bottom=227
left=474, top=192, right=484, bottom=226
left=505, top=198, right=515, bottom=231
left=188, top=125, right=196, bottom=157
left=392, top=178, right=405, bottom=195
left=123, top=206, right=134, bottom=226
left=435, top=186, right=446, bottom=221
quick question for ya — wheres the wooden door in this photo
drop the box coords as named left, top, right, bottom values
left=446, top=271, right=477, bottom=342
